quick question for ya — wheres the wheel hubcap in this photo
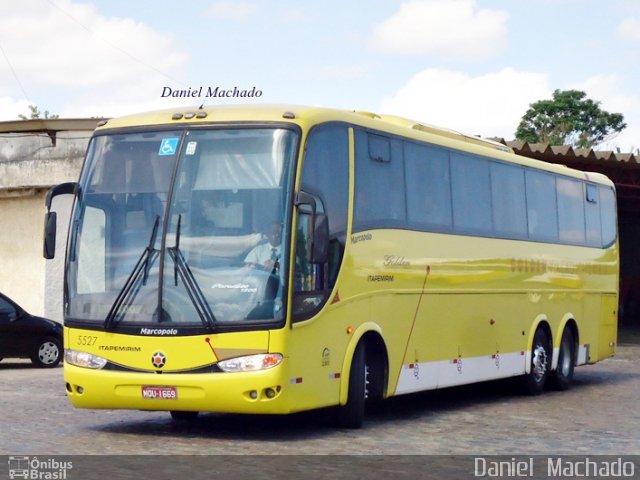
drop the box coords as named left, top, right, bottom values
left=532, top=344, right=548, bottom=382
left=39, top=342, right=59, bottom=365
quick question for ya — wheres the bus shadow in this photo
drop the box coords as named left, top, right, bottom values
left=93, top=368, right=639, bottom=440
left=94, top=408, right=338, bottom=441
left=367, top=368, right=640, bottom=425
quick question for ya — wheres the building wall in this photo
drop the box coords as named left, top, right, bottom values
left=0, top=131, right=88, bottom=190
left=0, top=191, right=47, bottom=315
left=0, top=123, right=95, bottom=320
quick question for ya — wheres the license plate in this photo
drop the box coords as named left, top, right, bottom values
left=141, top=386, right=177, bottom=400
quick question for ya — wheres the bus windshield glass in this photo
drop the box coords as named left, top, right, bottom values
left=66, top=127, right=297, bottom=329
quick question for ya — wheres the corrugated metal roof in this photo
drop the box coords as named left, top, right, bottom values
left=0, top=118, right=104, bottom=134
left=490, top=138, right=640, bottom=168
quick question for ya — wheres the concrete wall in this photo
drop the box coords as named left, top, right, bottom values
left=0, top=122, right=96, bottom=319
left=0, top=130, right=89, bottom=189
left=0, top=191, right=48, bottom=315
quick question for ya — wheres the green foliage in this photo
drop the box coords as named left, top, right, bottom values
left=515, top=89, right=626, bottom=148
left=18, top=105, right=59, bottom=120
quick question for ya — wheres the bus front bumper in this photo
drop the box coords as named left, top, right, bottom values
left=64, top=363, right=293, bottom=414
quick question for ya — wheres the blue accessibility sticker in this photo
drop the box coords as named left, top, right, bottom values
left=159, top=137, right=179, bottom=156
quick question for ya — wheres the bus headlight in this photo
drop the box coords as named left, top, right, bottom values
left=65, top=349, right=108, bottom=369
left=218, top=353, right=283, bottom=372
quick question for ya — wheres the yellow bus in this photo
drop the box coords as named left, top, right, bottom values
left=44, top=105, right=618, bottom=428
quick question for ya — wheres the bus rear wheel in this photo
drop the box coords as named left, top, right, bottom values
left=520, top=328, right=551, bottom=395
left=336, top=342, right=367, bottom=429
left=548, top=327, right=576, bottom=391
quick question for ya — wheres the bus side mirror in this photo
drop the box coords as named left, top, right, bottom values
left=311, top=213, right=329, bottom=264
left=43, top=182, right=77, bottom=260
left=43, top=211, right=57, bottom=260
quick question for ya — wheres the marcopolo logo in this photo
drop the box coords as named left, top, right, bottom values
left=8, top=456, right=73, bottom=479
left=140, top=328, right=178, bottom=336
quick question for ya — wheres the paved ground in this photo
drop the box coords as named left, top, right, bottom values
left=1, top=329, right=639, bottom=458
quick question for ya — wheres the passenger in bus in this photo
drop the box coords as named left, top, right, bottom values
left=192, top=192, right=220, bottom=235
left=244, top=222, right=281, bottom=272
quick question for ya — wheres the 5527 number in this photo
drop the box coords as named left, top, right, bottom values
left=77, top=335, right=98, bottom=346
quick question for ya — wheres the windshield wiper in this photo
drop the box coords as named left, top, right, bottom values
left=104, top=216, right=160, bottom=329
left=167, top=214, right=216, bottom=330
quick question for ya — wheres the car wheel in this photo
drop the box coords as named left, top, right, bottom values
left=31, top=336, right=62, bottom=368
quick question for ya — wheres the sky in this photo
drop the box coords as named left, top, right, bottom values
left=1, top=0, right=639, bottom=151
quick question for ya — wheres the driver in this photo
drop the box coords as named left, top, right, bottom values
left=244, top=222, right=281, bottom=272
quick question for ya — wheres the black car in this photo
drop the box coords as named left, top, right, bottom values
left=0, top=292, right=63, bottom=368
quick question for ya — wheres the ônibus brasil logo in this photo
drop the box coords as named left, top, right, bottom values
left=8, top=456, right=73, bottom=479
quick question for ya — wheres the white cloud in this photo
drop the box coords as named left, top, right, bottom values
left=319, top=64, right=370, bottom=81
left=381, top=69, right=640, bottom=152
left=617, top=18, right=640, bottom=41
left=0, top=0, right=187, bottom=120
left=571, top=75, right=640, bottom=152
left=206, top=1, right=256, bottom=20
left=372, top=0, right=508, bottom=58
left=0, top=97, right=31, bottom=120
left=58, top=84, right=187, bottom=119
left=380, top=67, right=550, bottom=140
left=570, top=74, right=638, bottom=114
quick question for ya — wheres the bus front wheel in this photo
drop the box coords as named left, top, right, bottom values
left=336, top=342, right=367, bottom=429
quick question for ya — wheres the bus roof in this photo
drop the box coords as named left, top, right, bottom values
left=97, top=104, right=614, bottom=187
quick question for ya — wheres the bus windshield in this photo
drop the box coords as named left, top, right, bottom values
left=66, top=127, right=297, bottom=330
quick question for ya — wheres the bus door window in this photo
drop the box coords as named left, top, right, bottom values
left=292, top=194, right=330, bottom=318
left=293, top=124, right=349, bottom=320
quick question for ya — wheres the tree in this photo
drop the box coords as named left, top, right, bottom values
left=18, top=105, right=59, bottom=120
left=515, top=89, right=626, bottom=149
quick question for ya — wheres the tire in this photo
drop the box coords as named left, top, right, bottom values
left=548, top=327, right=576, bottom=391
left=520, top=328, right=550, bottom=395
left=336, top=342, right=367, bottom=429
left=31, top=336, right=62, bottom=368
left=170, top=411, right=199, bottom=421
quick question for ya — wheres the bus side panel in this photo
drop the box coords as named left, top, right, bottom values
left=286, top=294, right=416, bottom=413
left=595, top=294, right=618, bottom=363
left=285, top=299, right=382, bottom=412
left=396, top=291, right=536, bottom=395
